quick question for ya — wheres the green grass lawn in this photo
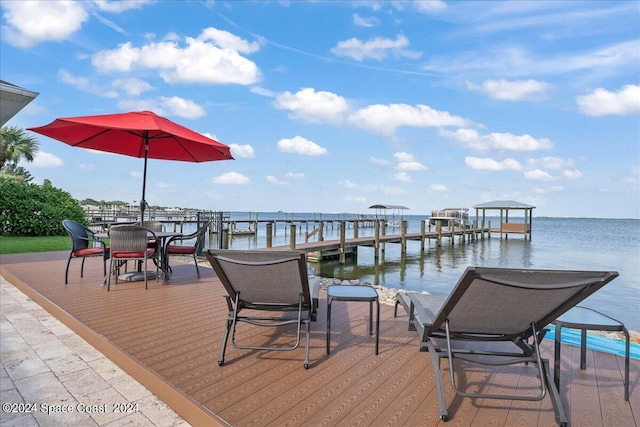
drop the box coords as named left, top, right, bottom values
left=0, top=236, right=71, bottom=254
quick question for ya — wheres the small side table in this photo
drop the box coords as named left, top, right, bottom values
left=553, top=306, right=630, bottom=401
left=327, top=285, right=380, bottom=355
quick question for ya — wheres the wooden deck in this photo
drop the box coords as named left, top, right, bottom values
left=1, top=251, right=637, bottom=427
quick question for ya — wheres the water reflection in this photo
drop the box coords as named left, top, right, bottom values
left=204, top=216, right=639, bottom=332
left=310, top=237, right=538, bottom=297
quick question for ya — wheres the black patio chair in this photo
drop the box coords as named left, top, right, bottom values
left=62, top=219, right=110, bottom=284
left=165, top=221, right=211, bottom=277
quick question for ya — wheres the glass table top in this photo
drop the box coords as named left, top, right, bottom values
left=555, top=306, right=623, bottom=328
left=328, top=285, right=378, bottom=299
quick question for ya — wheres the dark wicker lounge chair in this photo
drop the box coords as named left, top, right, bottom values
left=400, top=267, right=618, bottom=427
left=205, top=250, right=318, bottom=369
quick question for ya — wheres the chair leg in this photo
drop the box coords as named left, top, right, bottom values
left=543, top=359, right=568, bottom=427
left=107, top=259, right=113, bottom=291
left=304, top=319, right=310, bottom=369
left=193, top=253, right=200, bottom=277
left=144, top=256, right=148, bottom=290
left=624, top=327, right=630, bottom=401
left=65, top=255, right=72, bottom=284
left=80, top=257, right=86, bottom=278
left=427, top=340, right=449, bottom=422
left=218, top=318, right=232, bottom=366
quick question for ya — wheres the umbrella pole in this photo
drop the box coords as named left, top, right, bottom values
left=140, top=132, right=149, bottom=225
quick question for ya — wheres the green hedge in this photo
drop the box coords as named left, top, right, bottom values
left=0, top=178, right=86, bottom=236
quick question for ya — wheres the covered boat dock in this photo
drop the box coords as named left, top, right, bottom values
left=473, top=200, right=535, bottom=239
left=368, top=204, right=409, bottom=227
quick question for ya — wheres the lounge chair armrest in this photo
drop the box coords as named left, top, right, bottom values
left=408, top=293, right=448, bottom=328
left=408, top=293, right=436, bottom=328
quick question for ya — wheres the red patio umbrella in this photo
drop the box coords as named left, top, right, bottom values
left=28, top=110, right=233, bottom=222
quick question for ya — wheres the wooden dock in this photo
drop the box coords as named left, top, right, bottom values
left=263, top=220, right=490, bottom=263
left=1, top=251, right=637, bottom=427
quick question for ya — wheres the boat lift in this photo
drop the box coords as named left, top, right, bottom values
left=368, top=204, right=409, bottom=227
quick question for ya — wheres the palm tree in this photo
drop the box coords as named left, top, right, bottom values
left=0, top=126, right=39, bottom=169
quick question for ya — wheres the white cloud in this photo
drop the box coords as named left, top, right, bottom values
left=118, top=96, right=205, bottom=119
left=28, top=152, right=63, bottom=168
left=112, top=77, right=153, bottom=96
left=353, top=13, right=378, bottom=28
left=277, top=136, right=327, bottom=156
left=624, top=167, right=639, bottom=184
left=413, top=0, right=447, bottom=13
left=210, top=171, right=250, bottom=185
left=398, top=161, right=427, bottom=171
left=423, top=40, right=640, bottom=78
left=2, top=1, right=88, bottom=48
left=576, top=84, right=640, bottom=116
left=273, top=88, right=349, bottom=125
left=159, top=96, right=205, bottom=119
left=369, top=157, right=391, bottom=166
left=465, top=156, right=522, bottom=171
left=92, top=28, right=262, bottom=85
left=250, top=86, right=276, bottom=97
left=267, top=175, right=286, bottom=185
left=286, top=172, right=305, bottom=179
left=79, top=164, right=95, bottom=172
left=527, top=156, right=574, bottom=170
left=393, top=172, right=412, bottom=182
left=437, top=128, right=484, bottom=149
left=201, top=132, right=220, bottom=141
left=331, top=34, right=421, bottom=62
left=94, top=0, right=156, bottom=13
left=393, top=152, right=415, bottom=163
left=524, top=169, right=555, bottom=181
left=442, top=129, right=553, bottom=151
left=230, top=144, right=255, bottom=158
left=118, top=99, right=160, bottom=113
left=349, top=104, right=471, bottom=135
left=58, top=69, right=118, bottom=98
left=466, top=79, right=550, bottom=101
left=487, top=132, right=553, bottom=151
left=338, top=180, right=361, bottom=190
left=563, top=169, right=583, bottom=179
left=393, top=152, right=427, bottom=171
left=130, top=171, right=142, bottom=179
left=429, top=184, right=448, bottom=192
left=266, top=173, right=303, bottom=185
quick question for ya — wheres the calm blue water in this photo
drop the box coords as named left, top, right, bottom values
left=201, top=213, right=639, bottom=332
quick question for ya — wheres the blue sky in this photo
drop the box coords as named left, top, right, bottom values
left=2, top=1, right=639, bottom=218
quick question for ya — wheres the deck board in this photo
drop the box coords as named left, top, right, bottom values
left=1, top=251, right=637, bottom=427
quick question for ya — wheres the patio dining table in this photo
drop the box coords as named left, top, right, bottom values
left=96, top=230, right=183, bottom=280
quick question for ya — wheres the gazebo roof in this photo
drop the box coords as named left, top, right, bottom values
left=472, top=200, right=535, bottom=209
